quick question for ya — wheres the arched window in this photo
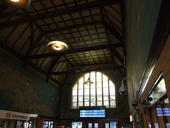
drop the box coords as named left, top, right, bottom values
left=72, top=71, right=116, bottom=109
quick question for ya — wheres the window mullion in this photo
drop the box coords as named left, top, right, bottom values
left=89, top=73, right=91, bottom=106
left=102, top=74, right=104, bottom=106
left=77, top=81, right=79, bottom=109
left=72, top=72, right=116, bottom=109
left=83, top=75, right=85, bottom=107
left=108, top=80, right=110, bottom=108
left=95, top=72, right=97, bottom=106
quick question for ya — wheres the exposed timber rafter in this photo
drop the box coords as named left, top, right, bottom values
left=46, top=55, right=62, bottom=82
left=102, top=21, right=122, bottom=43
left=50, top=66, right=124, bottom=75
left=45, top=21, right=102, bottom=34
left=109, top=48, right=123, bottom=64
left=27, top=43, right=122, bottom=59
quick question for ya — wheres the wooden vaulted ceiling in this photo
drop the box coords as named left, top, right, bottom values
left=0, top=0, right=126, bottom=87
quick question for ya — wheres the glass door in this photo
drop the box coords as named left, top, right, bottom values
left=87, top=122, right=98, bottom=128
left=105, top=122, right=118, bottom=128
left=88, top=123, right=92, bottom=128
left=94, top=123, right=98, bottom=128
left=72, top=122, right=83, bottom=128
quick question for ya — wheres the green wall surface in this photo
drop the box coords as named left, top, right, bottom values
left=125, top=0, right=161, bottom=111
left=0, top=49, right=62, bottom=117
left=61, top=69, right=129, bottom=119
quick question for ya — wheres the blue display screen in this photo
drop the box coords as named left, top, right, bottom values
left=156, top=108, right=170, bottom=116
left=80, top=110, right=105, bottom=117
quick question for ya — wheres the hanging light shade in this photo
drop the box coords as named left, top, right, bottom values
left=47, top=41, right=68, bottom=52
left=84, top=77, right=94, bottom=85
left=3, top=0, right=31, bottom=8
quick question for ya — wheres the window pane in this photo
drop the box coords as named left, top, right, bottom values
left=79, top=96, right=83, bottom=101
left=91, top=84, right=95, bottom=88
left=103, top=74, right=108, bottom=81
left=91, top=72, right=95, bottom=81
left=109, top=81, right=115, bottom=95
left=78, top=102, right=83, bottom=107
left=91, top=101, right=96, bottom=106
left=79, top=89, right=83, bottom=95
left=104, top=95, right=109, bottom=101
left=97, top=81, right=102, bottom=88
left=91, top=96, right=96, bottom=106
left=72, top=102, right=77, bottom=109
left=110, top=101, right=116, bottom=107
left=85, top=84, right=89, bottom=89
left=85, top=73, right=89, bottom=81
left=104, top=101, right=109, bottom=108
left=97, top=72, right=101, bottom=81
left=91, top=95, right=96, bottom=101
left=97, top=96, right=102, bottom=102
left=84, top=102, right=89, bottom=106
left=97, top=101, right=102, bottom=106
left=72, top=96, right=77, bottom=102
left=79, top=77, right=83, bottom=82
left=103, top=81, right=108, bottom=88
left=110, top=95, right=115, bottom=100
left=91, top=88, right=95, bottom=95
left=72, top=89, right=77, bottom=95
left=85, top=96, right=89, bottom=101
left=103, top=88, right=108, bottom=95
left=97, top=87, right=102, bottom=95
left=79, top=83, right=83, bottom=89
left=85, top=88, right=89, bottom=95
left=109, top=80, right=115, bottom=88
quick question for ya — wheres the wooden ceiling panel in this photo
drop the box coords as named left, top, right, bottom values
left=0, top=0, right=125, bottom=86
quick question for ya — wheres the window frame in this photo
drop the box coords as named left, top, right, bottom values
left=71, top=71, right=117, bottom=109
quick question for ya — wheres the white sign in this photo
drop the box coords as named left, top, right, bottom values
left=0, top=110, right=30, bottom=120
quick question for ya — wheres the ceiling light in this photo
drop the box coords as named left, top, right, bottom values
left=3, top=0, right=31, bottom=8
left=84, top=77, right=94, bottom=85
left=47, top=41, right=68, bottom=52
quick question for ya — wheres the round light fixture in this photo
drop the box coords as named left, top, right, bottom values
left=47, top=41, right=68, bottom=52
left=3, top=0, right=31, bottom=8
left=84, top=77, right=94, bottom=85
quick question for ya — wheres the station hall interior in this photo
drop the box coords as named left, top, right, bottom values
left=0, top=0, right=170, bottom=128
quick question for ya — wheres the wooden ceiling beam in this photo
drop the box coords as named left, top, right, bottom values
left=71, top=62, right=114, bottom=67
left=0, top=0, right=119, bottom=29
left=46, top=55, right=62, bottom=82
left=102, top=21, right=122, bottom=43
left=27, top=43, right=122, bottom=59
left=109, top=48, right=124, bottom=64
left=45, top=21, right=102, bottom=33
left=50, top=66, right=124, bottom=75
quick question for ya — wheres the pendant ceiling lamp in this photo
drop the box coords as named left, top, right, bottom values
left=3, top=0, right=31, bottom=8
left=84, top=77, right=94, bottom=85
left=47, top=41, right=68, bottom=52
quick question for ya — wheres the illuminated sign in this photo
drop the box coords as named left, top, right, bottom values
left=0, top=110, right=30, bottom=120
left=156, top=108, right=170, bottom=116
left=80, top=110, right=105, bottom=117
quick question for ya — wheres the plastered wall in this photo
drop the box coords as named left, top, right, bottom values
left=0, top=49, right=62, bottom=117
